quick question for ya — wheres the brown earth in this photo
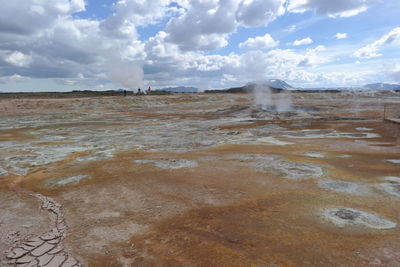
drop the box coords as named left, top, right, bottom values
left=0, top=92, right=399, bottom=266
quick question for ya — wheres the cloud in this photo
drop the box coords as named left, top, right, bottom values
left=354, top=27, right=400, bottom=59
left=236, top=0, right=286, bottom=27
left=335, top=33, right=347, bottom=39
left=0, top=74, right=31, bottom=84
left=0, top=0, right=392, bottom=91
left=291, top=37, right=313, bottom=46
left=100, top=0, right=174, bottom=39
left=287, top=0, right=380, bottom=17
left=239, top=33, right=279, bottom=49
left=0, top=0, right=86, bottom=35
left=165, top=0, right=286, bottom=51
left=0, top=0, right=147, bottom=82
left=4, top=51, right=33, bottom=67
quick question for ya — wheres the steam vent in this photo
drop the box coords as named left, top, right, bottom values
left=1, top=91, right=400, bottom=266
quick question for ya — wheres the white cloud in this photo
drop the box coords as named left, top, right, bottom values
left=0, top=74, right=31, bottom=84
left=100, top=0, right=174, bottom=39
left=165, top=0, right=286, bottom=51
left=354, top=27, right=400, bottom=59
left=287, top=0, right=380, bottom=18
left=291, top=37, right=313, bottom=46
left=0, top=0, right=393, bottom=91
left=0, top=0, right=86, bottom=35
left=239, top=33, right=279, bottom=49
left=335, top=33, right=347, bottom=39
left=4, top=51, right=33, bottom=67
left=236, top=0, right=286, bottom=27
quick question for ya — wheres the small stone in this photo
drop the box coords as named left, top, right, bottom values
left=7, top=247, right=28, bottom=259
left=38, top=254, right=54, bottom=266
left=60, top=257, right=78, bottom=267
left=31, top=242, right=55, bottom=257
left=45, top=255, right=66, bottom=267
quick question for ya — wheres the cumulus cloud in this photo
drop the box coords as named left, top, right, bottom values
left=166, top=0, right=286, bottom=51
left=4, top=51, right=33, bottom=67
left=0, top=0, right=85, bottom=35
left=335, top=33, right=347, bottom=39
left=100, top=0, right=174, bottom=39
left=239, top=33, right=279, bottom=49
left=165, top=0, right=237, bottom=51
left=0, top=0, right=391, bottom=91
left=291, top=37, right=313, bottom=46
left=354, top=27, right=400, bottom=59
left=236, top=0, right=286, bottom=27
left=0, top=0, right=146, bottom=83
left=287, top=0, right=380, bottom=18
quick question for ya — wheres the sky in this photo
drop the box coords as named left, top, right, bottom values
left=0, top=0, right=399, bottom=92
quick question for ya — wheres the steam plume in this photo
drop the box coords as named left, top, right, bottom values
left=253, top=83, right=292, bottom=112
left=107, top=59, right=144, bottom=91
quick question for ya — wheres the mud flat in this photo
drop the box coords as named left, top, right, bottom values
left=1, top=92, right=400, bottom=266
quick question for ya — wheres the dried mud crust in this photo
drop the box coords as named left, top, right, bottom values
left=3, top=187, right=82, bottom=267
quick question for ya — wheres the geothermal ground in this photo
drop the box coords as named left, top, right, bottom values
left=1, top=92, right=400, bottom=266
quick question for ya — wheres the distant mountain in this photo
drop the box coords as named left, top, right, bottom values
left=224, top=79, right=293, bottom=93
left=363, top=83, right=400, bottom=90
left=158, top=86, right=199, bottom=93
left=259, top=79, right=295, bottom=90
left=225, top=84, right=283, bottom=94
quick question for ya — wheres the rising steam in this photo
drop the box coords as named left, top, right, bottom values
left=107, top=59, right=144, bottom=91
left=253, top=83, right=292, bottom=112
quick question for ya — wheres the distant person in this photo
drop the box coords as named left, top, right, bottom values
left=124, top=90, right=127, bottom=97
left=138, top=88, right=141, bottom=94
left=147, top=86, right=152, bottom=94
